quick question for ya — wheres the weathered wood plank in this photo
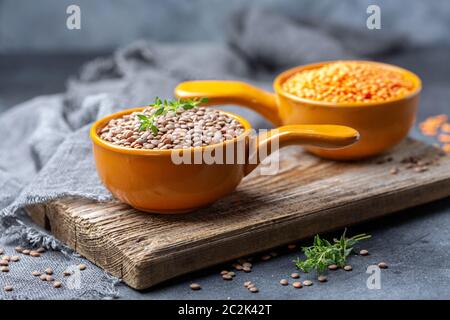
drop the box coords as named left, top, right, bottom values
left=26, top=138, right=450, bottom=289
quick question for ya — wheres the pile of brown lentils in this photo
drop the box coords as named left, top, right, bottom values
left=100, top=106, right=245, bottom=150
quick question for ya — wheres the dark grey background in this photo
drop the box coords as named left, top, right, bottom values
left=1, top=0, right=450, bottom=299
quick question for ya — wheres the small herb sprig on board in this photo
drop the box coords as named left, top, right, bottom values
left=138, top=97, right=208, bottom=134
left=293, top=229, right=371, bottom=275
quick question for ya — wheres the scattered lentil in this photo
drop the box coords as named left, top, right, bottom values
left=36, top=247, right=46, bottom=253
left=100, top=106, right=244, bottom=150
left=290, top=272, right=300, bottom=279
left=318, top=275, right=328, bottom=283
left=302, top=280, right=313, bottom=287
left=3, top=285, right=13, bottom=292
left=78, top=263, right=87, bottom=271
left=46, top=275, right=54, bottom=282
left=30, top=251, right=41, bottom=257
left=1, top=266, right=9, bottom=272
left=244, top=281, right=252, bottom=288
left=45, top=268, right=54, bottom=275
left=344, top=265, right=353, bottom=271
left=228, top=271, right=236, bottom=277
left=378, top=262, right=388, bottom=269
left=243, top=266, right=252, bottom=273
left=287, top=244, right=297, bottom=250
left=234, top=264, right=243, bottom=271
left=32, top=271, right=41, bottom=276
left=2, top=255, right=10, bottom=261
left=63, top=270, right=72, bottom=277
left=53, top=281, right=62, bottom=289
left=359, top=249, right=369, bottom=256
left=220, top=270, right=229, bottom=275
left=249, top=287, right=259, bottom=293
left=328, top=264, right=338, bottom=271
left=10, top=256, right=20, bottom=262
left=261, top=255, right=271, bottom=261
left=0, top=259, right=8, bottom=266
left=242, top=262, right=252, bottom=268
left=14, top=246, right=24, bottom=253
left=282, top=61, right=415, bottom=104
left=390, top=167, right=399, bottom=175
left=40, top=274, right=47, bottom=281
left=190, top=283, right=201, bottom=291
left=292, top=282, right=303, bottom=288
left=280, top=279, right=289, bottom=286
left=222, top=274, right=233, bottom=281
left=22, top=249, right=30, bottom=255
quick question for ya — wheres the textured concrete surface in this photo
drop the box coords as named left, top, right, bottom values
left=1, top=46, right=449, bottom=300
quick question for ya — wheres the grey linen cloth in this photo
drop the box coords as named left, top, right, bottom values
left=0, top=9, right=403, bottom=299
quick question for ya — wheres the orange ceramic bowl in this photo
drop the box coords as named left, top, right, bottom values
left=175, top=60, right=422, bottom=160
left=90, top=108, right=359, bottom=213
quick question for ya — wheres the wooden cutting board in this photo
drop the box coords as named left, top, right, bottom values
left=26, top=138, right=450, bottom=289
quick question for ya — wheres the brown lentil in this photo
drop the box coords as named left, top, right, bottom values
left=32, top=271, right=41, bottom=277
left=243, top=266, right=252, bottom=273
left=303, top=280, right=313, bottom=286
left=53, top=281, right=62, bottom=288
left=2, top=255, right=10, bottom=261
left=222, top=274, right=233, bottom=280
left=378, top=262, right=388, bottom=269
left=328, top=264, right=338, bottom=271
left=45, top=267, right=53, bottom=275
left=78, top=263, right=87, bottom=270
left=100, top=106, right=244, bottom=150
left=318, top=275, right=328, bottom=283
left=290, top=272, right=300, bottom=279
left=242, top=262, right=252, bottom=268
left=190, top=283, right=201, bottom=291
left=249, top=287, right=259, bottom=293
left=244, top=281, right=252, bottom=288
left=261, top=255, right=271, bottom=261
left=10, top=256, right=20, bottom=262
left=14, top=246, right=24, bottom=253
left=40, top=274, right=47, bottom=281
left=344, top=265, right=353, bottom=271
left=228, top=271, right=236, bottom=277
left=359, top=249, right=369, bottom=256
left=3, top=285, right=13, bottom=292
left=280, top=279, right=289, bottom=286
left=36, top=247, right=46, bottom=253
left=282, top=62, right=415, bottom=104
left=0, top=259, right=8, bottom=266
left=46, top=275, right=54, bottom=282
left=292, top=282, right=302, bottom=288
left=1, top=266, right=9, bottom=272
left=63, top=270, right=72, bottom=277
left=30, top=251, right=41, bottom=257
left=220, top=270, right=229, bottom=275
left=234, top=264, right=243, bottom=271
left=22, top=249, right=30, bottom=255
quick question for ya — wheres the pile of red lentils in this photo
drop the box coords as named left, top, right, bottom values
left=419, top=114, right=450, bottom=153
left=282, top=61, right=415, bottom=104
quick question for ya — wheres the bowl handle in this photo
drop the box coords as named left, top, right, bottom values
left=175, top=80, right=282, bottom=126
left=244, top=125, right=360, bottom=176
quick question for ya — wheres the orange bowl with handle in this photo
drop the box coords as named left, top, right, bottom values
left=91, top=108, right=359, bottom=214
left=175, top=60, right=422, bottom=160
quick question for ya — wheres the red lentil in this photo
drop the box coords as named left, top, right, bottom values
left=282, top=62, right=415, bottom=104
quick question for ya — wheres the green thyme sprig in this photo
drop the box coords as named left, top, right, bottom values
left=293, top=229, right=371, bottom=275
left=138, top=97, right=208, bottom=134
